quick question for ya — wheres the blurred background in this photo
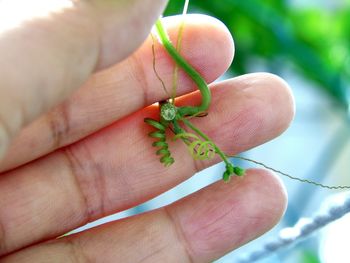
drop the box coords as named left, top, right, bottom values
left=78, top=0, right=350, bottom=262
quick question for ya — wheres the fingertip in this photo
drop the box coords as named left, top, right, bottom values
left=258, top=73, right=296, bottom=132
left=221, top=72, right=295, bottom=146
left=94, top=0, right=168, bottom=69
left=244, top=168, right=288, bottom=225
left=216, top=167, right=288, bottom=245
left=167, top=167, right=287, bottom=262
left=162, top=14, right=235, bottom=82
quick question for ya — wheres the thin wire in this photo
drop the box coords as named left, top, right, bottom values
left=231, top=156, right=350, bottom=190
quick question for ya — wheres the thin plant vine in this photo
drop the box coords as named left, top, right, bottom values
left=144, top=0, right=350, bottom=188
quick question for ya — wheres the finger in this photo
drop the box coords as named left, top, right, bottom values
left=0, top=0, right=167, bottom=159
left=1, top=169, right=287, bottom=263
left=0, top=73, right=294, bottom=255
left=0, top=14, right=235, bottom=172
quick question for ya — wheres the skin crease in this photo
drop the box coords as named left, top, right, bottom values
left=0, top=2, right=295, bottom=263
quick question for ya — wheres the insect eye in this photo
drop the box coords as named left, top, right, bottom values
left=160, top=103, right=177, bottom=121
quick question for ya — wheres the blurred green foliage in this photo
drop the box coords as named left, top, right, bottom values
left=300, top=250, right=321, bottom=263
left=164, top=0, right=350, bottom=106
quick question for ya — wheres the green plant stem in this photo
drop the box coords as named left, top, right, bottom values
left=182, top=118, right=232, bottom=167
left=155, top=19, right=211, bottom=116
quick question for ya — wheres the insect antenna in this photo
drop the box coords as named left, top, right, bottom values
left=151, top=33, right=170, bottom=97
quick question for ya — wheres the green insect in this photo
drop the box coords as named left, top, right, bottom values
left=144, top=19, right=245, bottom=182
left=144, top=1, right=350, bottom=189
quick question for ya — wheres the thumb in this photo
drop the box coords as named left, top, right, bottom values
left=0, top=0, right=167, bottom=159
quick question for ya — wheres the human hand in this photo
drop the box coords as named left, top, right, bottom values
left=0, top=1, right=294, bottom=262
